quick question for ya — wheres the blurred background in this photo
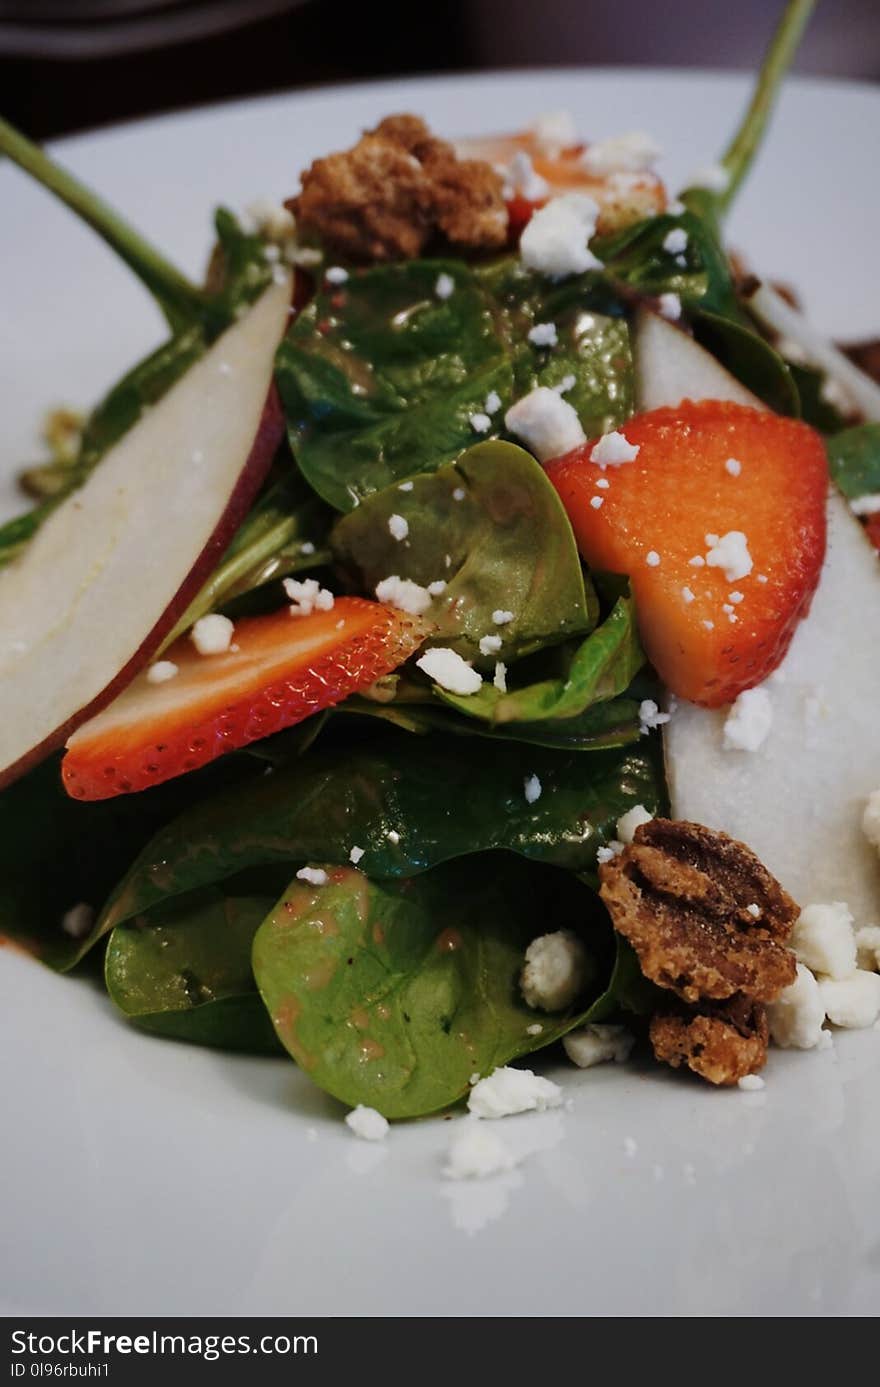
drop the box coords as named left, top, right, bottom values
left=1, top=0, right=878, bottom=139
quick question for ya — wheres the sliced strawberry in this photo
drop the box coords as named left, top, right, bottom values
left=546, top=401, right=828, bottom=707
left=62, top=599, right=424, bottom=800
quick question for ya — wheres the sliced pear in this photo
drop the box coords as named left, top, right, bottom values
left=0, top=273, right=292, bottom=789
left=635, top=309, right=880, bottom=917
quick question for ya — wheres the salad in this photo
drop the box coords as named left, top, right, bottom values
left=2, top=0, right=879, bottom=1135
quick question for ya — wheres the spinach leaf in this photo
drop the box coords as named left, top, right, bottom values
left=332, top=440, right=594, bottom=663
left=435, top=591, right=643, bottom=722
left=100, top=730, right=667, bottom=938
left=339, top=694, right=641, bottom=752
left=104, top=888, right=283, bottom=1054
left=595, top=210, right=738, bottom=320
left=252, top=855, right=610, bottom=1118
left=788, top=362, right=848, bottom=434
left=692, top=310, right=799, bottom=417
left=207, top=207, right=276, bottom=324
left=826, top=423, right=880, bottom=500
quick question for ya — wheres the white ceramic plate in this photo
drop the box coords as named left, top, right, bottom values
left=2, top=70, right=879, bottom=1318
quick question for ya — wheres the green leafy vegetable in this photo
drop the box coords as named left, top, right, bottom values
left=692, top=310, right=799, bottom=416
left=332, top=440, right=594, bottom=663
left=340, top=694, right=641, bottom=752
left=595, top=210, right=738, bottom=320
left=826, top=423, right=880, bottom=501
left=252, top=855, right=609, bottom=1118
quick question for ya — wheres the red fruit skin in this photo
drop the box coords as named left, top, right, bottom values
left=547, top=401, right=828, bottom=707
left=865, top=513, right=880, bottom=551
left=61, top=600, right=424, bottom=801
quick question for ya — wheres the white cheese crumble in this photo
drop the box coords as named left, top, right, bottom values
left=616, top=804, right=653, bottom=844
left=519, top=192, right=601, bottom=277
left=791, top=902, right=857, bottom=980
left=284, top=576, right=335, bottom=616
left=296, top=866, right=328, bottom=887
left=737, top=1074, right=765, bottom=1092
left=502, top=149, right=550, bottom=201
left=590, top=496, right=604, bottom=510
left=554, top=373, right=576, bottom=395
left=374, top=575, right=432, bottom=616
left=434, top=272, right=455, bottom=300
left=528, top=321, right=558, bottom=348
left=349, top=846, right=365, bottom=865
left=344, top=1105, right=389, bottom=1141
left=386, top=830, right=400, bottom=845
left=146, top=660, right=179, bottom=684
left=581, top=130, right=661, bottom=174
left=850, top=493, right=880, bottom=516
left=688, top=162, right=730, bottom=192
left=862, top=789, right=880, bottom=850
left=325, top=265, right=349, bottom=285
left=662, top=227, right=688, bottom=255
left=530, top=109, right=578, bottom=157
left=479, top=634, right=503, bottom=656
left=725, top=457, right=742, bottom=477
left=244, top=197, right=296, bottom=242
left=492, top=609, right=515, bottom=626
left=505, top=387, right=586, bottom=461
left=705, top=530, right=753, bottom=581
left=563, top=1023, right=634, bottom=1068
left=855, top=924, right=880, bottom=972
left=443, top=1119, right=518, bottom=1179
left=523, top=773, right=542, bottom=804
left=190, top=613, right=234, bottom=656
left=596, top=842, right=623, bottom=865
left=427, top=580, right=447, bottom=596
left=452, top=487, right=466, bottom=501
left=61, top=902, right=94, bottom=939
left=689, top=554, right=705, bottom=567
left=469, top=411, right=491, bottom=433
left=722, top=687, right=773, bottom=752
left=595, top=476, right=610, bottom=489
left=638, top=699, right=670, bottom=734
left=645, top=550, right=661, bottom=567
left=658, top=292, right=682, bottom=321
left=746, top=903, right=761, bottom=918
left=818, top=971, right=880, bottom=1029
left=767, top=964, right=825, bottom=1048
left=416, top=647, right=482, bottom=695
left=484, top=389, right=502, bottom=415
left=387, top=513, right=409, bottom=542
left=493, top=661, right=507, bottom=692
left=520, top=929, right=587, bottom=1011
left=681, top=586, right=695, bottom=604
left=590, top=430, right=639, bottom=466
left=467, top=1066, right=564, bottom=1118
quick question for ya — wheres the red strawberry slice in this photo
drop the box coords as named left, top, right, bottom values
left=62, top=599, right=424, bottom=800
left=546, top=400, right=828, bottom=707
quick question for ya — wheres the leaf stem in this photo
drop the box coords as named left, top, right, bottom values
left=0, top=116, right=208, bottom=328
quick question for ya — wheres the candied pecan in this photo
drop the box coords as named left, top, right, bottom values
left=650, top=994, right=769, bottom=1086
left=424, top=152, right=509, bottom=250
left=368, top=114, right=454, bottom=165
left=599, top=819, right=798, bottom=1005
left=842, top=338, right=880, bottom=386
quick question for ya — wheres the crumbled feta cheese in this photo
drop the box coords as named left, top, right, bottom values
left=554, top=373, right=577, bottom=395
left=528, top=321, right=558, bottom=348
left=435, top=272, right=455, bottom=300
left=728, top=591, right=744, bottom=604
left=855, top=924, right=880, bottom=972
left=581, top=130, right=661, bottom=174
left=746, top=903, right=761, bottom=918
left=723, top=687, right=773, bottom=752
left=689, top=554, right=705, bottom=567
left=596, top=842, right=623, bottom=865
left=645, top=550, right=661, bottom=567
left=296, top=866, right=328, bottom=887
left=520, top=929, right=587, bottom=1011
left=523, top=773, right=542, bottom=804
left=658, top=292, right=681, bottom=321
left=519, top=192, right=601, bottom=277
left=284, top=576, right=335, bottom=616
left=493, top=661, right=507, bottom=692
left=791, top=902, right=857, bottom=980
left=638, top=699, right=670, bottom=734
left=492, top=609, right=515, bottom=626
left=705, top=530, right=753, bottom=581
left=452, top=487, right=466, bottom=501
left=688, top=162, right=730, bottom=192
left=666, top=198, right=686, bottom=216
left=374, top=575, right=432, bottom=616
left=502, top=149, right=550, bottom=201
left=469, top=411, right=491, bottom=433
left=398, top=481, right=414, bottom=492
left=819, top=971, right=880, bottom=1029
left=468, top=1065, right=564, bottom=1118
left=590, top=430, right=639, bottom=466
left=345, top=1105, right=388, bottom=1141
left=443, top=1119, right=519, bottom=1179
left=767, top=963, right=825, bottom=1048
left=530, top=109, right=578, bottom=157
left=426, top=580, right=447, bottom=597
left=146, top=660, right=179, bottom=684
left=349, top=846, right=365, bottom=865
left=416, top=647, right=482, bottom=695
left=616, top=804, right=653, bottom=844
left=325, top=265, right=349, bottom=285
left=681, top=586, right=695, bottom=604
left=737, top=1074, right=765, bottom=1092
left=563, top=1023, right=634, bottom=1068
left=61, top=902, right=94, bottom=939
left=702, top=619, right=714, bottom=631
left=484, top=390, right=502, bottom=415
left=850, top=493, right=880, bottom=516
left=245, top=197, right=296, bottom=242
left=479, top=634, right=503, bottom=656
left=526, top=1024, right=544, bottom=1037
left=595, top=476, right=610, bottom=489
left=387, top=513, right=409, bottom=542
left=590, top=496, right=604, bottom=509
left=505, top=387, right=586, bottom=462
left=386, top=829, right=400, bottom=845
left=662, top=227, right=688, bottom=255
left=862, top=789, right=880, bottom=850
left=725, top=456, right=742, bottom=477
left=190, top=613, right=234, bottom=656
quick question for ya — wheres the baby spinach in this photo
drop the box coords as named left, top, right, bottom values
left=332, top=440, right=594, bottom=663
left=100, top=730, right=667, bottom=937
left=826, top=423, right=880, bottom=500
left=340, top=694, right=641, bottom=752
left=252, top=855, right=609, bottom=1118
left=692, top=310, right=799, bottom=416
left=595, top=210, right=739, bottom=321
left=105, top=887, right=283, bottom=1054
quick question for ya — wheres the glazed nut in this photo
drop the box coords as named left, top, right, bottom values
left=649, top=994, right=769, bottom=1086
left=599, top=818, right=798, bottom=1005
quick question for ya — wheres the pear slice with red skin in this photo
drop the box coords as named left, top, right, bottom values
left=0, top=273, right=292, bottom=790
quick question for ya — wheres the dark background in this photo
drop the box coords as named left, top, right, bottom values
left=1, top=0, right=878, bottom=140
